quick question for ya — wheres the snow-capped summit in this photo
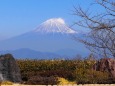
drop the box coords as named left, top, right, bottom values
left=33, top=18, right=77, bottom=34
left=45, top=18, right=66, bottom=25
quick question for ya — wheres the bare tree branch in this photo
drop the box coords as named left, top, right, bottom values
left=73, top=0, right=115, bottom=58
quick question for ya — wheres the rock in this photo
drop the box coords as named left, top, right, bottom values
left=0, top=54, right=21, bottom=82
left=93, top=58, right=115, bottom=78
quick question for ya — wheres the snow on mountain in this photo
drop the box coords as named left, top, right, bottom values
left=33, top=18, right=77, bottom=34
left=0, top=18, right=90, bottom=59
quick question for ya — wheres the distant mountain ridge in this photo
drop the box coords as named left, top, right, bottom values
left=0, top=48, right=61, bottom=59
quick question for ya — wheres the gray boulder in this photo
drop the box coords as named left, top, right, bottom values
left=0, top=54, right=21, bottom=82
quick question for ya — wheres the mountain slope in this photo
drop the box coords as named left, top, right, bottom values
left=33, top=18, right=76, bottom=34
left=0, top=18, right=90, bottom=58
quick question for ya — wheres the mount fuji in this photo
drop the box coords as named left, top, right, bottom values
left=0, top=18, right=90, bottom=59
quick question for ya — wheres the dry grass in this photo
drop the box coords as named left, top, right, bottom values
left=1, top=84, right=115, bottom=86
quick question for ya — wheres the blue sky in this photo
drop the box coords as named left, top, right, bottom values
left=0, top=0, right=101, bottom=39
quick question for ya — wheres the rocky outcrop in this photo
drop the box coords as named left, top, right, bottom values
left=0, top=54, right=21, bottom=82
left=93, top=58, right=115, bottom=78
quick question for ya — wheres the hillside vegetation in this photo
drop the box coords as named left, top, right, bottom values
left=16, top=58, right=111, bottom=85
